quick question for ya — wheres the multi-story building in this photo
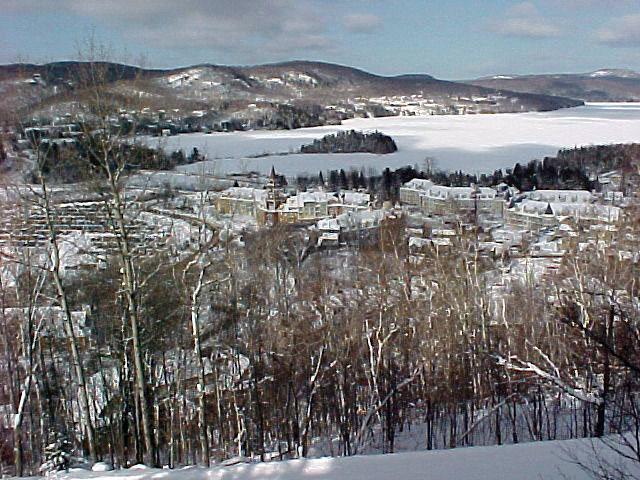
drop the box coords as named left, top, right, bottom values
left=280, top=191, right=342, bottom=222
left=399, top=179, right=434, bottom=205
left=400, top=179, right=621, bottom=234
left=504, top=198, right=621, bottom=231
left=215, top=187, right=268, bottom=217
left=503, top=200, right=558, bottom=231
left=526, top=190, right=593, bottom=204
left=419, top=185, right=502, bottom=216
left=214, top=170, right=371, bottom=225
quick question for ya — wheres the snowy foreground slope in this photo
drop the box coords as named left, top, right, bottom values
left=53, top=438, right=638, bottom=480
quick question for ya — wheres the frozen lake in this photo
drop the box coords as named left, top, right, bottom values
left=151, top=103, right=640, bottom=177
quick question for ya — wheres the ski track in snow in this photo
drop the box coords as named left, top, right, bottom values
left=147, top=103, right=640, bottom=178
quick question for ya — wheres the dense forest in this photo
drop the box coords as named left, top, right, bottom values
left=28, top=141, right=204, bottom=183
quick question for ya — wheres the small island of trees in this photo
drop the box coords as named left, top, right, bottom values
left=300, top=129, right=398, bottom=154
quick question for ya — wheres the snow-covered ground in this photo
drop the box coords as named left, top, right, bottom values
left=52, top=437, right=639, bottom=480
left=148, top=103, right=640, bottom=177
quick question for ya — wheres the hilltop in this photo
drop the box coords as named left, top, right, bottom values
left=467, top=68, right=640, bottom=102
left=0, top=60, right=582, bottom=129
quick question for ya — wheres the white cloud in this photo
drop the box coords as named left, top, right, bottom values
left=343, top=13, right=382, bottom=33
left=4, top=0, right=333, bottom=58
left=597, top=14, right=640, bottom=47
left=491, top=2, right=561, bottom=39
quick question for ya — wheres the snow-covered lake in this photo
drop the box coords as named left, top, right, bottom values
left=151, top=103, right=640, bottom=177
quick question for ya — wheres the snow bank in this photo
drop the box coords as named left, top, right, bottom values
left=50, top=437, right=639, bottom=480
left=91, top=463, right=113, bottom=472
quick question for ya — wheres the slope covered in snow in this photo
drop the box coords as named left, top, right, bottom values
left=54, top=437, right=638, bottom=480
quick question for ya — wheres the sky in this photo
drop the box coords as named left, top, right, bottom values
left=2, top=0, right=640, bottom=79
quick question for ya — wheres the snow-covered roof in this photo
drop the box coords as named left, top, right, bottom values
left=510, top=199, right=620, bottom=222
left=317, top=217, right=341, bottom=231
left=286, top=191, right=339, bottom=208
left=402, top=179, right=434, bottom=191
left=431, top=228, right=457, bottom=237
left=527, top=190, right=593, bottom=204
left=408, top=237, right=431, bottom=248
left=341, top=191, right=370, bottom=206
left=420, top=185, right=497, bottom=200
left=219, top=187, right=268, bottom=201
left=317, top=209, right=386, bottom=231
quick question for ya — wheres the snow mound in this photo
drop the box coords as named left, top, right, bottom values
left=46, top=437, right=640, bottom=480
left=91, top=463, right=113, bottom=472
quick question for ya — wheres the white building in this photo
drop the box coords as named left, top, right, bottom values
left=526, top=190, right=593, bottom=204
left=419, top=185, right=502, bottom=216
left=505, top=198, right=620, bottom=231
left=399, top=179, right=434, bottom=205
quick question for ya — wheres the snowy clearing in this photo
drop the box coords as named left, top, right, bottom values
left=48, top=437, right=639, bottom=480
left=147, top=103, right=640, bottom=177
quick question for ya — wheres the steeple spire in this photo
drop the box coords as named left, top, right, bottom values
left=544, top=203, right=554, bottom=215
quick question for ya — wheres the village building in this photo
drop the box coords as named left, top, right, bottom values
left=213, top=168, right=373, bottom=225
left=419, top=185, right=502, bottom=216
left=215, top=187, right=268, bottom=217
left=316, top=209, right=387, bottom=247
left=526, top=189, right=593, bottom=203
left=399, top=179, right=434, bottom=205
left=504, top=198, right=620, bottom=231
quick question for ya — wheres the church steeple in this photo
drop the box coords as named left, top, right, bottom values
left=544, top=203, right=554, bottom=215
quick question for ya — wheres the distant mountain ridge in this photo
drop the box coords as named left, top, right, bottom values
left=467, top=68, right=640, bottom=102
left=0, top=60, right=585, bottom=120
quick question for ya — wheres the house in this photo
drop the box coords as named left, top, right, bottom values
left=215, top=175, right=369, bottom=226
left=408, top=236, right=452, bottom=255
left=595, top=171, right=623, bottom=193
left=504, top=200, right=558, bottom=231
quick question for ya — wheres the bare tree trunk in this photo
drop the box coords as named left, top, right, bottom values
left=189, top=263, right=210, bottom=466
left=105, top=173, right=156, bottom=466
left=39, top=178, right=97, bottom=463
